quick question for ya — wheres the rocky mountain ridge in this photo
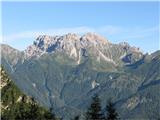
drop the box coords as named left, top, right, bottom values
left=1, top=33, right=159, bottom=120
left=25, top=33, right=142, bottom=66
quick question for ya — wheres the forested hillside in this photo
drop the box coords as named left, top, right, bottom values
left=1, top=66, right=58, bottom=120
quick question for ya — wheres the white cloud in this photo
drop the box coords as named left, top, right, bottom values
left=121, top=26, right=159, bottom=39
left=1, top=25, right=159, bottom=43
left=2, top=26, right=121, bottom=42
left=2, top=26, right=94, bottom=42
left=97, top=25, right=122, bottom=35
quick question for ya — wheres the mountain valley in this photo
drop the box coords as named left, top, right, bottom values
left=1, top=33, right=160, bottom=119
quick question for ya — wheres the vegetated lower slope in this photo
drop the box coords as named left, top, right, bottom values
left=0, top=66, right=57, bottom=120
left=116, top=51, right=160, bottom=119
left=1, top=33, right=160, bottom=120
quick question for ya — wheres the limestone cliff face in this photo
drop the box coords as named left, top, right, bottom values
left=25, top=33, right=142, bottom=66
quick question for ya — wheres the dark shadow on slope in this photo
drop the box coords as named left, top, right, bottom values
left=125, top=56, right=145, bottom=69
left=138, top=80, right=160, bottom=91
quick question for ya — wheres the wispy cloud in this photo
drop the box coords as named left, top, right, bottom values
left=2, top=25, right=159, bottom=43
left=2, top=27, right=92, bottom=42
left=96, top=25, right=123, bottom=35
left=122, top=26, right=159, bottom=39
left=2, top=25, right=122, bottom=42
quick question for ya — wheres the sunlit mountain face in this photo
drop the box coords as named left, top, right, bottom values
left=1, top=33, right=160, bottom=120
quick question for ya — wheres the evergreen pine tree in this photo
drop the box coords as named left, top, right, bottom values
left=1, top=67, right=57, bottom=120
left=74, top=115, right=80, bottom=120
left=86, top=94, right=104, bottom=120
left=43, top=107, right=56, bottom=120
left=29, top=97, right=39, bottom=119
left=105, top=100, right=119, bottom=120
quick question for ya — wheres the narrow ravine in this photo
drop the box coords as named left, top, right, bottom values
left=44, top=72, right=54, bottom=110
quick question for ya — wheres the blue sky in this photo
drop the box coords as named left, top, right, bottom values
left=1, top=1, right=159, bottom=53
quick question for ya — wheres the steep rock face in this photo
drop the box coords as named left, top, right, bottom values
left=1, top=33, right=159, bottom=120
left=0, top=44, right=25, bottom=73
left=25, top=33, right=108, bottom=57
left=24, top=33, right=142, bottom=67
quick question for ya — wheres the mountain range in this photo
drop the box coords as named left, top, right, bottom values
left=1, top=33, right=160, bottom=119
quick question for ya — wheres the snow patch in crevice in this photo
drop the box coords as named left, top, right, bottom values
left=91, top=80, right=100, bottom=89
left=51, top=95, right=55, bottom=98
left=98, top=50, right=116, bottom=64
left=109, top=75, right=113, bottom=80
left=77, top=49, right=81, bottom=64
left=97, top=55, right=100, bottom=62
left=6, top=59, right=15, bottom=73
left=70, top=46, right=77, bottom=58
left=120, top=52, right=127, bottom=59
left=32, top=83, right=36, bottom=88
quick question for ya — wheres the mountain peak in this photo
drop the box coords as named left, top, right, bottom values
left=35, top=33, right=108, bottom=43
left=64, top=33, right=80, bottom=40
left=25, top=33, right=109, bottom=57
left=24, top=33, right=142, bottom=64
left=119, top=42, right=130, bottom=47
left=82, top=32, right=109, bottom=44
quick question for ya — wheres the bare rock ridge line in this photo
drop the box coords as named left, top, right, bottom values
left=25, top=33, right=109, bottom=57
left=1, top=33, right=160, bottom=120
left=24, top=33, right=142, bottom=66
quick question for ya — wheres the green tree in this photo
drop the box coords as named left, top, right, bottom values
left=74, top=115, right=80, bottom=120
left=86, top=94, right=104, bottom=120
left=1, top=66, right=57, bottom=120
left=105, top=100, right=119, bottom=120
left=43, top=107, right=56, bottom=120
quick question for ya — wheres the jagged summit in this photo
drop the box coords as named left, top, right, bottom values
left=1, top=33, right=159, bottom=120
left=34, top=32, right=108, bottom=45
left=82, top=32, right=109, bottom=44
left=25, top=33, right=109, bottom=57
left=23, top=33, right=143, bottom=66
left=36, top=33, right=80, bottom=42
